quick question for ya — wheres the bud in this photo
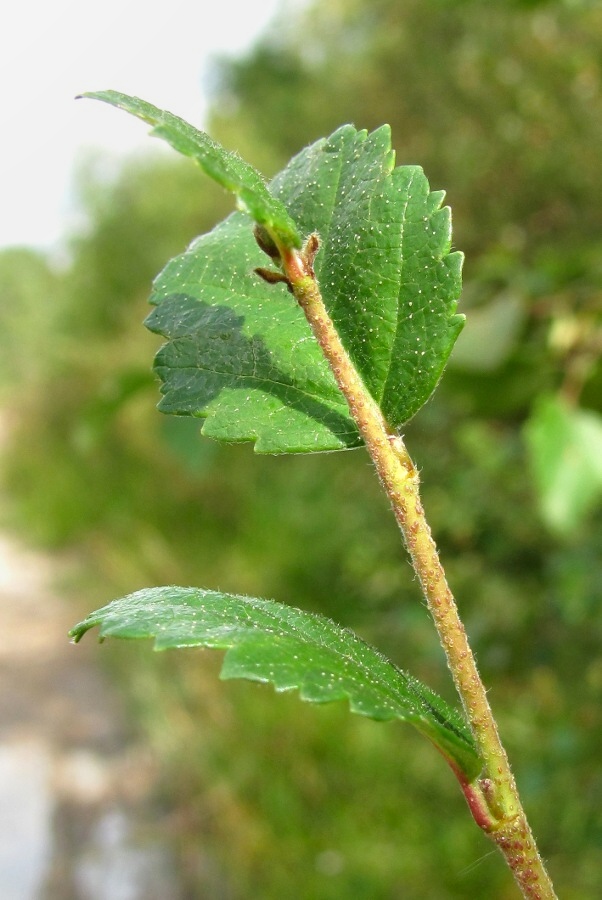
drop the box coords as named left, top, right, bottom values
left=254, top=225, right=281, bottom=262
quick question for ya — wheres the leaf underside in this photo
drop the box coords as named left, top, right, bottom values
left=70, top=587, right=481, bottom=781
left=81, top=92, right=464, bottom=453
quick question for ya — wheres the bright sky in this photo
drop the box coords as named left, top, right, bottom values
left=1, top=0, right=299, bottom=252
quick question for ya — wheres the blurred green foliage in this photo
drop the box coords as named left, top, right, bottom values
left=1, top=0, right=601, bottom=897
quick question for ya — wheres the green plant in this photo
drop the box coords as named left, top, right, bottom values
left=70, top=91, right=557, bottom=899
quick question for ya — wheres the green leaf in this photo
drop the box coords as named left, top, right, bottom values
left=525, top=394, right=602, bottom=535
left=81, top=97, right=463, bottom=450
left=146, top=214, right=361, bottom=452
left=70, top=587, right=481, bottom=781
left=147, top=123, right=464, bottom=452
left=79, top=90, right=300, bottom=250
left=270, top=125, right=465, bottom=429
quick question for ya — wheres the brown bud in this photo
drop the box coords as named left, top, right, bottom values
left=302, top=232, right=321, bottom=277
left=254, top=267, right=294, bottom=293
left=254, top=225, right=281, bottom=262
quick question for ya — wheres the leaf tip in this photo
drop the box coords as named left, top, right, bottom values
left=68, top=624, right=85, bottom=643
left=76, top=90, right=103, bottom=101
left=69, top=619, right=99, bottom=644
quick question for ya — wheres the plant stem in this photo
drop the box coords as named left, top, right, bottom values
left=281, top=242, right=557, bottom=900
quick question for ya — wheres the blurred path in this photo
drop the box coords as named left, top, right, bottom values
left=0, top=535, right=180, bottom=900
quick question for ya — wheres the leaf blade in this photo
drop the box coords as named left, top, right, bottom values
left=81, top=97, right=464, bottom=451
left=79, top=90, right=301, bottom=249
left=146, top=213, right=361, bottom=452
left=147, top=124, right=464, bottom=453
left=270, top=125, right=465, bottom=427
left=70, top=586, right=481, bottom=780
